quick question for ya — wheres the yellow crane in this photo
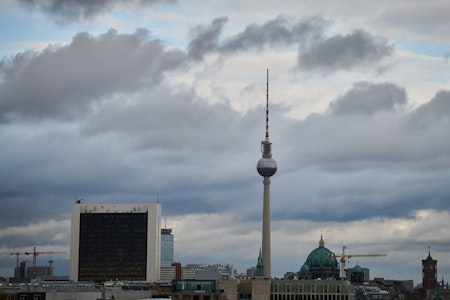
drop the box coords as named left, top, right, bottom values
left=330, top=246, right=387, bottom=279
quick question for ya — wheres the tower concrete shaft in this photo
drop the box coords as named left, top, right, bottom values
left=262, top=177, right=271, bottom=278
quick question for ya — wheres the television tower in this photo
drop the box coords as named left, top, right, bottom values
left=256, top=69, right=277, bottom=278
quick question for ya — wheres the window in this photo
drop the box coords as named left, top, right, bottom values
left=78, top=213, right=148, bottom=282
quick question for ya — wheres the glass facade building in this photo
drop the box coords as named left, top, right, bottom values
left=161, top=228, right=174, bottom=267
left=78, top=212, right=148, bottom=282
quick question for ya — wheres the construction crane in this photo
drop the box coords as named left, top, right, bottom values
left=24, top=246, right=66, bottom=279
left=10, top=252, right=23, bottom=268
left=330, top=246, right=387, bottom=279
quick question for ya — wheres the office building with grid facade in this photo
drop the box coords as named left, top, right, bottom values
left=69, top=203, right=161, bottom=282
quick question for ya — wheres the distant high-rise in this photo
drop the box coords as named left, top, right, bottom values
left=69, top=203, right=161, bottom=282
left=256, top=69, right=277, bottom=278
left=15, top=260, right=32, bottom=278
left=161, top=228, right=174, bottom=267
left=14, top=260, right=54, bottom=278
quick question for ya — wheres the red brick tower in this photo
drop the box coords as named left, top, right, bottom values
left=422, top=247, right=437, bottom=290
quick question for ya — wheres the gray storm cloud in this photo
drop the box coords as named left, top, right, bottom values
left=274, top=85, right=450, bottom=223
left=329, top=82, right=407, bottom=115
left=220, top=15, right=329, bottom=52
left=299, top=29, right=394, bottom=72
left=188, top=15, right=329, bottom=60
left=411, top=90, right=450, bottom=127
left=0, top=29, right=186, bottom=121
left=188, top=17, right=229, bottom=61
left=186, top=16, right=391, bottom=73
left=18, top=0, right=176, bottom=22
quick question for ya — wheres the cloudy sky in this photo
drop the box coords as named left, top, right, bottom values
left=1, top=0, right=450, bottom=285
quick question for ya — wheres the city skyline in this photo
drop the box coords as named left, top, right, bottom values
left=0, top=0, right=450, bottom=285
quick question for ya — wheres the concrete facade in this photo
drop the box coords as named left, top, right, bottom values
left=216, top=278, right=354, bottom=300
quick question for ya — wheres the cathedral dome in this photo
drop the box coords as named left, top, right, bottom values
left=305, top=235, right=339, bottom=269
left=300, top=234, right=339, bottom=280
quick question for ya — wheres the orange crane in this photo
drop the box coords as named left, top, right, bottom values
left=331, top=246, right=387, bottom=279
left=23, top=246, right=66, bottom=279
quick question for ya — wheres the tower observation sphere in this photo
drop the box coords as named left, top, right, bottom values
left=257, top=142, right=277, bottom=177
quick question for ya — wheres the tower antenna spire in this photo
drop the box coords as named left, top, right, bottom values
left=265, top=69, right=269, bottom=142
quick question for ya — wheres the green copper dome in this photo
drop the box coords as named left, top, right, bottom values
left=299, top=234, right=340, bottom=280
left=305, top=235, right=339, bottom=269
left=300, top=263, right=310, bottom=273
left=353, top=264, right=363, bottom=273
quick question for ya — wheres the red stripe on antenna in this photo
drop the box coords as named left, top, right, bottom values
left=265, top=68, right=269, bottom=141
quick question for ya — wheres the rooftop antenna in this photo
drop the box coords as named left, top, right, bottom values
left=260, top=69, right=273, bottom=158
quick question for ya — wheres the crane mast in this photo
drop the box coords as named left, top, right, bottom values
left=10, top=252, right=22, bottom=268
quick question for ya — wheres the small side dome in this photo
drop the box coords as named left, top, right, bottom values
left=300, top=263, right=310, bottom=273
left=353, top=264, right=363, bottom=273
